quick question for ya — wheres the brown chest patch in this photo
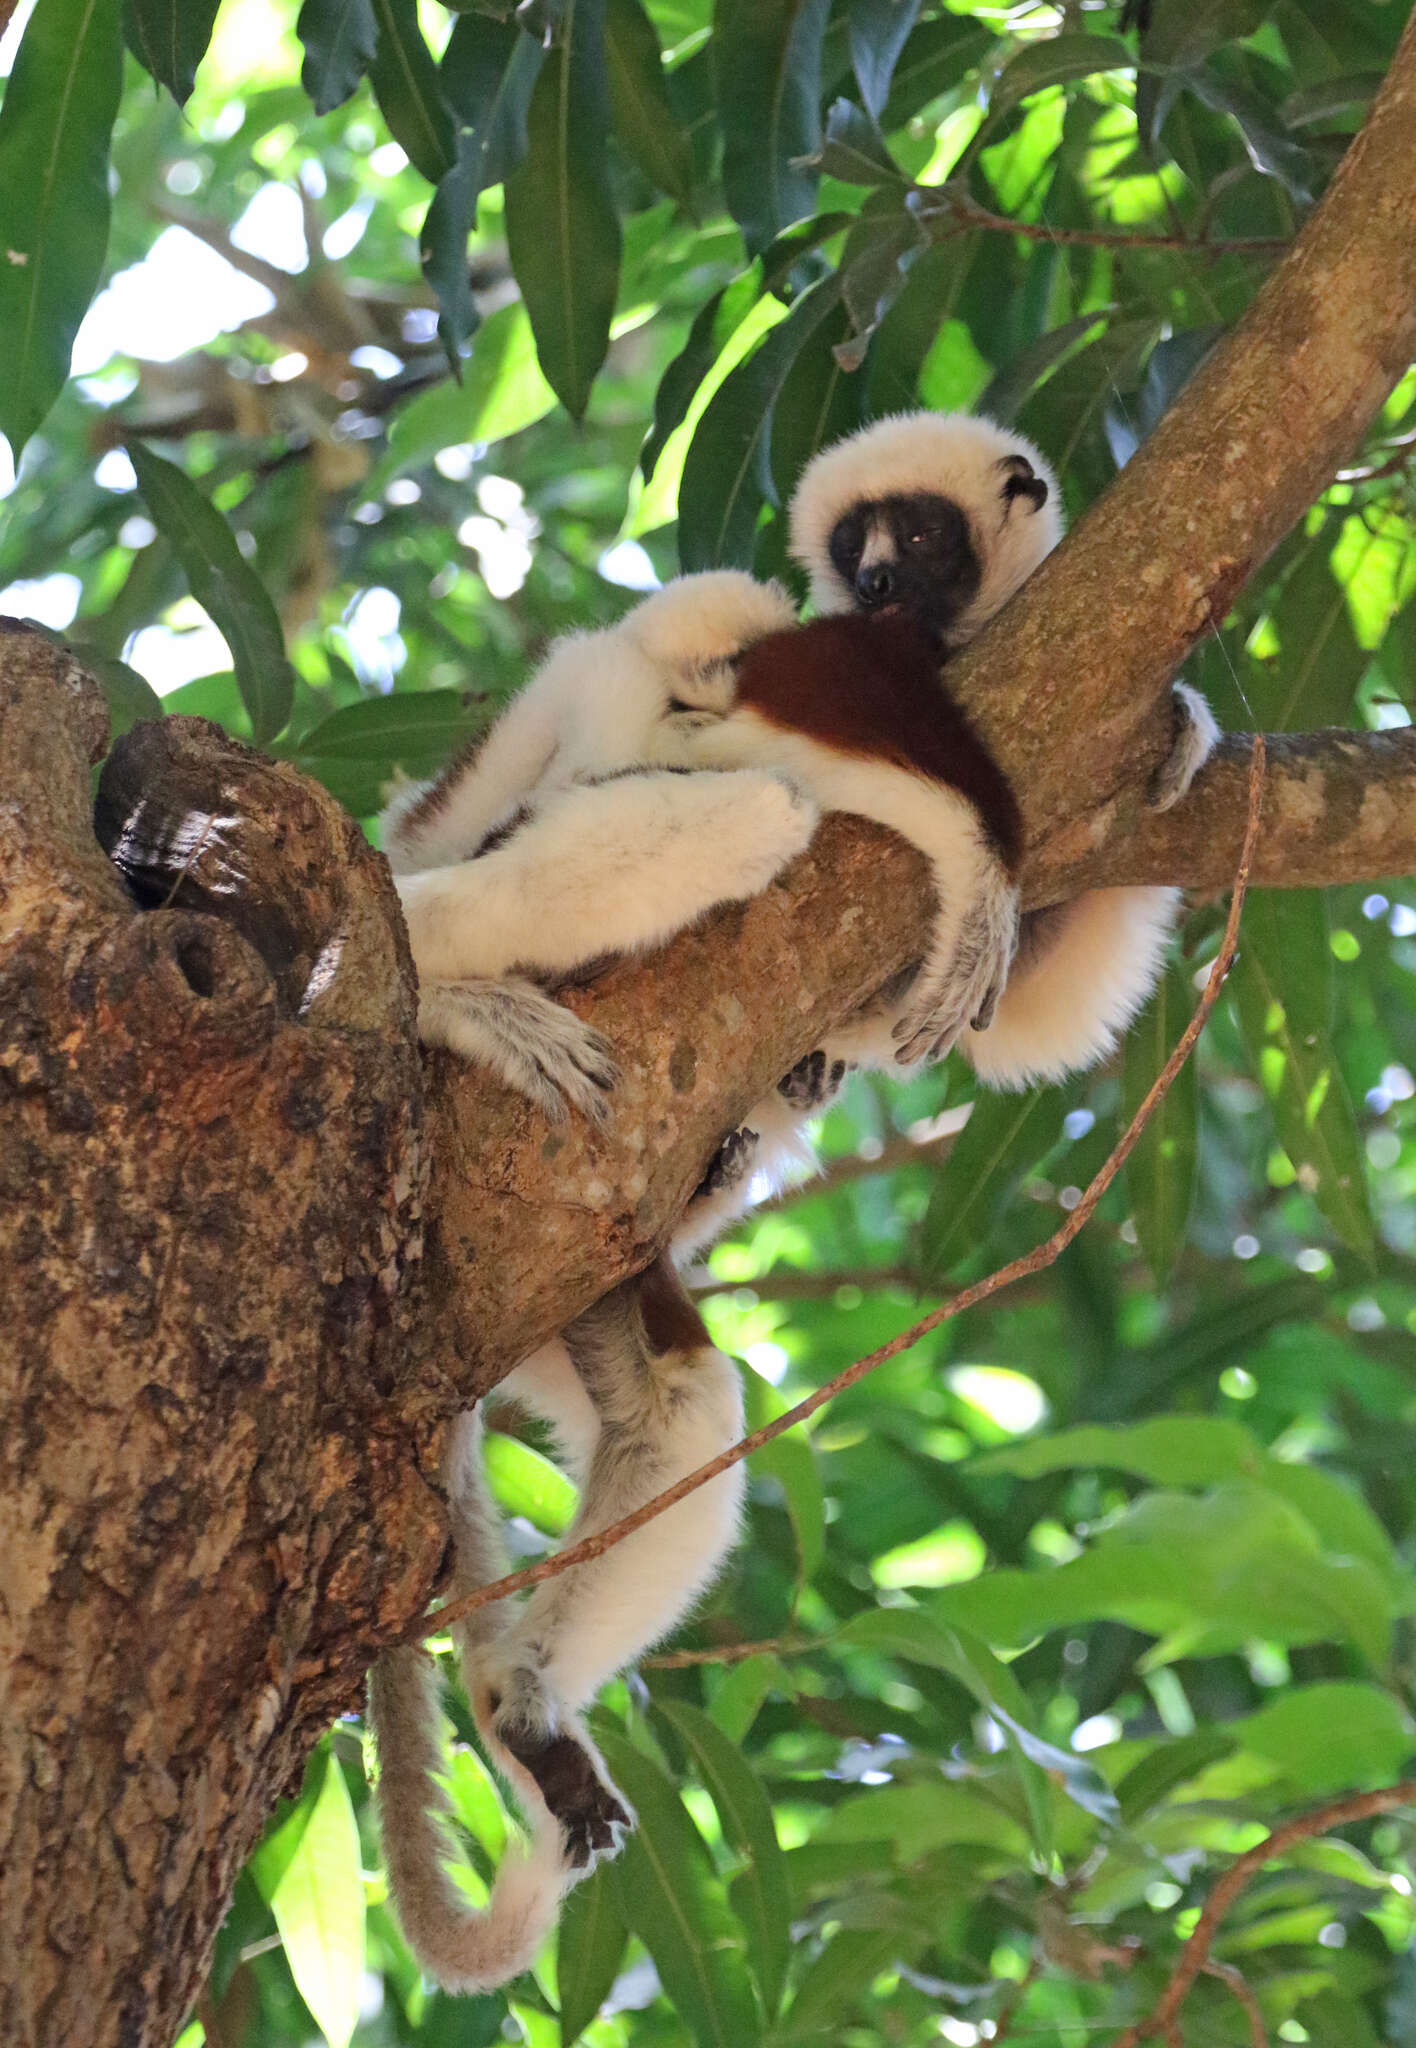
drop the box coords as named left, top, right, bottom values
left=732, top=614, right=1022, bottom=871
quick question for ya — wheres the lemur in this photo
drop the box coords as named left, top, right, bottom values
left=368, top=411, right=1218, bottom=1994
left=680, top=410, right=1219, bottom=1240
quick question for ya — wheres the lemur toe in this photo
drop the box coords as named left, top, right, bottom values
left=1149, top=680, right=1221, bottom=812
left=778, top=1049, right=851, bottom=1110
left=696, top=1125, right=759, bottom=1197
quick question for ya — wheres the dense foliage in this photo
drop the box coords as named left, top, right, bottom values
left=3, top=0, right=1416, bottom=2042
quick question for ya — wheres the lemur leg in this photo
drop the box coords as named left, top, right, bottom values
left=476, top=1260, right=745, bottom=1866
left=1150, top=682, right=1221, bottom=813
left=400, top=768, right=817, bottom=1117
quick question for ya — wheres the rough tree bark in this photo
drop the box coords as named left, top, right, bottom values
left=3, top=14, right=1416, bottom=2046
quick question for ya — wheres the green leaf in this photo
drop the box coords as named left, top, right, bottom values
left=708, top=1653, right=790, bottom=1742
left=918, top=1085, right=1073, bottom=1283
left=557, top=1864, right=628, bottom=2046
left=483, top=1430, right=577, bottom=1535
left=1113, top=1730, right=1237, bottom=1823
left=849, top=0, right=924, bottom=121
left=87, top=651, right=163, bottom=744
left=714, top=0, right=832, bottom=256
left=376, top=300, right=558, bottom=488
left=678, top=276, right=841, bottom=570
left=129, top=445, right=295, bottom=747
left=882, top=13, right=992, bottom=128
left=776, top=1927, right=911, bottom=2041
left=504, top=0, right=623, bottom=422
left=659, top=1701, right=791, bottom=2020
left=1237, top=1683, right=1414, bottom=1795
left=424, top=20, right=544, bottom=363
left=1258, top=534, right=1370, bottom=730
left=816, top=97, right=904, bottom=187
left=256, top=1750, right=364, bottom=2048
left=298, top=0, right=379, bottom=117
left=0, top=0, right=123, bottom=463
left=1179, top=65, right=1314, bottom=200
left=369, top=0, right=457, bottom=184
left=1123, top=966, right=1199, bottom=1284
left=1232, top=890, right=1376, bottom=1258
left=293, top=691, right=484, bottom=818
left=1135, top=0, right=1273, bottom=68
left=750, top=1429, right=825, bottom=1583
left=124, top=0, right=221, bottom=103
left=606, top=0, right=696, bottom=206
left=975, top=1419, right=1399, bottom=1583
left=935, top=1482, right=1395, bottom=1671
left=597, top=1730, right=763, bottom=2048
left=988, top=33, right=1133, bottom=118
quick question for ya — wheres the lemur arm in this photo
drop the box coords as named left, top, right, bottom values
left=380, top=679, right=563, bottom=874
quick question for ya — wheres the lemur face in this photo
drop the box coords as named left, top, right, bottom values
left=827, top=491, right=982, bottom=650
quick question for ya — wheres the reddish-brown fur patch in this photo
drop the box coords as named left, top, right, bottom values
left=637, top=1253, right=711, bottom=1357
left=732, top=614, right=1022, bottom=871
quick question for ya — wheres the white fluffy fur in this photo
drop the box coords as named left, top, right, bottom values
left=789, top=410, right=1062, bottom=641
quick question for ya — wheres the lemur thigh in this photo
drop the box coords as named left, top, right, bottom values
left=475, top=1262, right=744, bottom=1839
left=368, top=1412, right=569, bottom=1995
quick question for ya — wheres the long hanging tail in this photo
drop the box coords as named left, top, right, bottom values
left=368, top=1409, right=570, bottom=1994
left=367, top=1644, right=570, bottom=1994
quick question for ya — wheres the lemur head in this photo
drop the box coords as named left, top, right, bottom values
left=788, top=412, right=1062, bottom=653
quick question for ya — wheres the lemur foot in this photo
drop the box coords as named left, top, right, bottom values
left=481, top=1664, right=633, bottom=1871
left=1149, top=681, right=1220, bottom=812
left=893, top=876, right=1021, bottom=1065
left=695, top=1125, right=759, bottom=1199
left=418, top=977, right=619, bottom=1124
left=777, top=1049, right=851, bottom=1111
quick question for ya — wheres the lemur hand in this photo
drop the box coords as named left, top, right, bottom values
left=1149, top=681, right=1220, bottom=812
left=418, top=978, right=619, bottom=1124
left=892, top=867, right=1021, bottom=1066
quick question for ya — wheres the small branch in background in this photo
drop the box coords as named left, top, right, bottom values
left=1202, top=1961, right=1268, bottom=2048
left=987, top=1955, right=1044, bottom=2045
left=414, top=741, right=1267, bottom=1647
left=641, top=1634, right=815, bottom=1669
left=916, top=190, right=1291, bottom=257
left=688, top=1263, right=923, bottom=1302
left=1110, top=1774, right=1416, bottom=2046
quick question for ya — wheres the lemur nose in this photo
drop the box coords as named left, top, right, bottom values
left=856, top=561, right=895, bottom=606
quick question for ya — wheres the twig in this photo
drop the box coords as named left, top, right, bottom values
left=689, top=1263, right=923, bottom=1301
left=1202, top=1961, right=1268, bottom=2048
left=641, top=1634, right=815, bottom=1669
left=407, top=736, right=1267, bottom=1648
left=1110, top=1773, right=1416, bottom=2046
left=915, top=192, right=1291, bottom=258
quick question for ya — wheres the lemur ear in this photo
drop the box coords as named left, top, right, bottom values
left=997, top=453, right=1049, bottom=511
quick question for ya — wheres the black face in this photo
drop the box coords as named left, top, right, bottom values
left=827, top=491, right=982, bottom=650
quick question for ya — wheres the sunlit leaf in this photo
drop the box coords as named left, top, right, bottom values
left=678, top=276, right=841, bottom=569
left=125, top=0, right=222, bottom=104
left=0, top=0, right=123, bottom=462
left=254, top=1750, right=364, bottom=2048
left=376, top=299, right=558, bottom=488
left=776, top=1927, right=914, bottom=2041
left=597, top=1729, right=763, bottom=2048
left=483, top=1429, right=577, bottom=1535
left=988, top=33, right=1134, bottom=118
left=708, top=1653, right=791, bottom=1742
left=129, top=444, right=295, bottom=747
left=659, top=1701, right=790, bottom=2018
